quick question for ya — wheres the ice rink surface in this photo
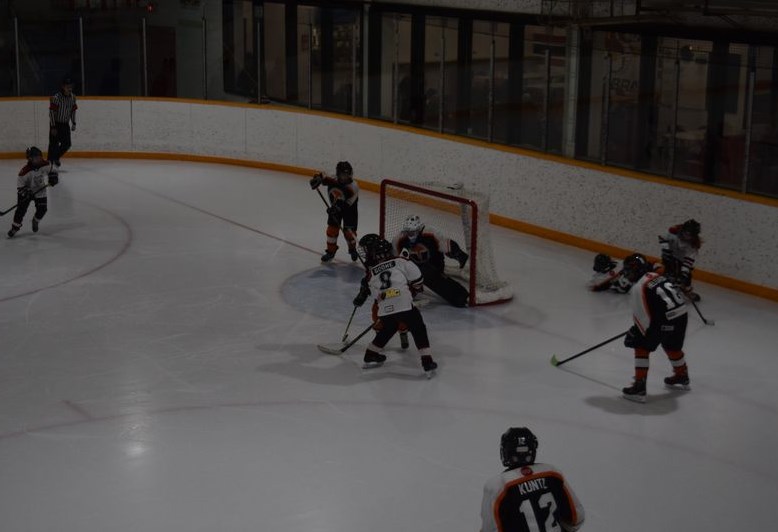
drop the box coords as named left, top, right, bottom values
left=1, top=159, right=777, bottom=532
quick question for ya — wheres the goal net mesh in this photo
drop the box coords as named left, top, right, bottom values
left=379, top=180, right=512, bottom=306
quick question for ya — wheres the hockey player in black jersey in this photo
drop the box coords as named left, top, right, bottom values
left=620, top=253, right=691, bottom=403
left=309, top=161, right=359, bottom=262
left=481, top=427, right=584, bottom=532
left=393, top=214, right=470, bottom=307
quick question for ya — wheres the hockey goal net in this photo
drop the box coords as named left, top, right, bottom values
left=379, top=179, right=513, bottom=306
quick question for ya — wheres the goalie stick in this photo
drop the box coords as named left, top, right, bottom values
left=550, top=331, right=628, bottom=367
left=317, top=321, right=376, bottom=355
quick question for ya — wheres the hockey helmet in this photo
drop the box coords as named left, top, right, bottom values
left=361, top=236, right=393, bottom=266
left=593, top=253, right=617, bottom=273
left=357, top=233, right=381, bottom=264
left=335, top=161, right=353, bottom=181
left=25, top=146, right=43, bottom=161
left=680, top=219, right=701, bottom=239
left=402, top=215, right=425, bottom=244
left=500, top=427, right=538, bottom=469
left=622, top=253, right=652, bottom=283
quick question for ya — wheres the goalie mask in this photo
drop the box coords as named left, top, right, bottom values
left=622, top=253, right=651, bottom=283
left=500, top=427, right=538, bottom=469
left=336, top=161, right=353, bottom=182
left=402, top=215, right=425, bottom=244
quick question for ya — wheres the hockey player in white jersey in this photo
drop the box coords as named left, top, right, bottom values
left=7, top=146, right=59, bottom=238
left=481, top=427, right=584, bottom=532
left=352, top=234, right=438, bottom=374
left=659, top=219, right=702, bottom=301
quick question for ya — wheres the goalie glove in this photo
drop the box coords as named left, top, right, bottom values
left=624, top=325, right=643, bottom=349
left=309, top=172, right=323, bottom=189
left=48, top=171, right=59, bottom=186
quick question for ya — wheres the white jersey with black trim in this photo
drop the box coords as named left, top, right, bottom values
left=662, top=231, right=698, bottom=275
left=367, top=257, right=423, bottom=317
left=17, top=163, right=51, bottom=199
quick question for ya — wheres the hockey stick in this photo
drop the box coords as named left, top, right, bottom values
left=0, top=183, right=51, bottom=216
left=318, top=322, right=375, bottom=355
left=688, top=297, right=715, bottom=326
left=341, top=305, right=358, bottom=343
left=550, top=331, right=628, bottom=367
left=315, top=187, right=331, bottom=210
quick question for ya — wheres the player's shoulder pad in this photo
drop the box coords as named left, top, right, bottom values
left=18, top=164, right=33, bottom=176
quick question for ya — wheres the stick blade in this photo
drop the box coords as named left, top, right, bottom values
left=550, top=355, right=560, bottom=367
left=317, top=343, right=346, bottom=355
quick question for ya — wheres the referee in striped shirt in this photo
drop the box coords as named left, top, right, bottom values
left=47, top=75, right=78, bottom=168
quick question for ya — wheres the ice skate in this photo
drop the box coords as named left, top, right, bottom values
left=664, top=373, right=690, bottom=391
left=349, top=248, right=359, bottom=262
left=622, top=379, right=646, bottom=403
left=399, top=331, right=409, bottom=350
left=7, top=225, right=19, bottom=238
left=421, top=355, right=437, bottom=378
left=321, top=250, right=336, bottom=263
left=362, top=349, right=386, bottom=369
left=32, top=218, right=39, bottom=233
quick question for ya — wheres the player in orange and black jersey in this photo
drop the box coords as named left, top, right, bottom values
left=393, top=214, right=470, bottom=307
left=481, top=427, right=584, bottom=532
left=620, top=253, right=691, bottom=403
left=309, top=161, right=359, bottom=263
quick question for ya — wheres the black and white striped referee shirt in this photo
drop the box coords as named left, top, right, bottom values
left=49, top=90, right=78, bottom=127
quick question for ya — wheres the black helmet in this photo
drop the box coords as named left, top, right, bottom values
left=500, top=427, right=538, bottom=469
left=593, top=253, right=617, bottom=273
left=336, top=161, right=353, bottom=181
left=62, top=75, right=74, bottom=86
left=360, top=235, right=393, bottom=266
left=622, top=253, right=652, bottom=283
left=25, top=146, right=43, bottom=160
left=681, top=219, right=701, bottom=238
left=357, top=233, right=381, bottom=264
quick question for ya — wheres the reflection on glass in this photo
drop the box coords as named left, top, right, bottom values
left=748, top=45, right=778, bottom=197
left=470, top=21, right=509, bottom=140
left=422, top=16, right=457, bottom=132
left=18, top=17, right=80, bottom=96
left=1, top=16, right=17, bottom=96
left=297, top=6, right=321, bottom=107
left=329, top=9, right=360, bottom=115
left=604, top=33, right=642, bottom=167
left=378, top=13, right=411, bottom=122
left=264, top=2, right=287, bottom=100
left=223, top=0, right=256, bottom=98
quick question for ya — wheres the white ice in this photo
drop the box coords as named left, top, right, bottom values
left=1, top=159, right=777, bottom=532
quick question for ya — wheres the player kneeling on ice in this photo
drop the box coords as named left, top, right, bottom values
left=7, top=147, right=59, bottom=238
left=393, top=214, right=470, bottom=307
left=352, top=234, right=438, bottom=374
left=480, top=427, right=584, bottom=532
left=587, top=253, right=659, bottom=293
left=620, top=253, right=691, bottom=403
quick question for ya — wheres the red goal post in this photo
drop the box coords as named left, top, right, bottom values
left=379, top=179, right=513, bottom=306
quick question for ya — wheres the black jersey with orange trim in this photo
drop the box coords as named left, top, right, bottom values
left=394, top=233, right=446, bottom=271
left=629, top=272, right=688, bottom=335
left=481, top=463, right=584, bottom=532
left=322, top=175, right=359, bottom=211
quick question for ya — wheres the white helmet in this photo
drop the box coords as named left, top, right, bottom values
left=403, top=215, right=424, bottom=243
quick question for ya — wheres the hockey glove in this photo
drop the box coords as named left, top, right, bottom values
left=353, top=278, right=370, bottom=307
left=309, top=173, right=323, bottom=189
left=327, top=202, right=343, bottom=217
left=48, top=171, right=59, bottom=186
left=624, top=325, right=643, bottom=349
left=456, top=250, right=469, bottom=269
left=399, top=247, right=412, bottom=260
